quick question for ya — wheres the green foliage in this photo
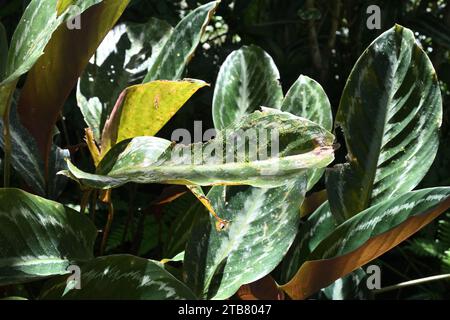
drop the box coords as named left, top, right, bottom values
left=0, top=0, right=450, bottom=301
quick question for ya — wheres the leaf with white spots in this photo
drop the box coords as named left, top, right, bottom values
left=61, top=109, right=335, bottom=189
left=184, top=178, right=307, bottom=299
left=78, top=19, right=173, bottom=142
left=326, top=25, right=443, bottom=222
left=281, top=187, right=450, bottom=299
left=143, top=1, right=219, bottom=82
left=40, top=255, right=196, bottom=300
left=213, top=45, right=283, bottom=130
left=0, top=189, right=97, bottom=286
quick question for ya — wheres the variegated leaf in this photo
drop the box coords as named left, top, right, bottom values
left=327, top=25, right=443, bottom=221
left=0, top=105, right=46, bottom=196
left=281, top=187, right=450, bottom=299
left=1, top=0, right=101, bottom=87
left=0, top=0, right=102, bottom=116
left=61, top=109, right=335, bottom=189
left=17, top=0, right=129, bottom=161
left=319, top=268, right=371, bottom=300
left=0, top=189, right=97, bottom=286
left=275, top=201, right=337, bottom=284
left=77, top=19, right=173, bottom=142
left=212, top=45, right=283, bottom=130
left=39, top=255, right=196, bottom=299
left=281, top=75, right=333, bottom=190
left=143, top=1, right=219, bottom=82
left=184, top=179, right=307, bottom=299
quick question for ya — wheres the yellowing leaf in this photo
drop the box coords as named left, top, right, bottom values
left=100, top=79, right=208, bottom=155
left=56, top=0, right=74, bottom=16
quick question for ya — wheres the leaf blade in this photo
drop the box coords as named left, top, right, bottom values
left=0, top=189, right=97, bottom=286
left=281, top=187, right=450, bottom=299
left=327, top=25, right=443, bottom=221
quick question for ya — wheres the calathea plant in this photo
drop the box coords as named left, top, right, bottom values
left=0, top=0, right=448, bottom=301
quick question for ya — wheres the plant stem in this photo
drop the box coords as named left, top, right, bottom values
left=100, top=199, right=114, bottom=256
left=374, top=274, right=450, bottom=294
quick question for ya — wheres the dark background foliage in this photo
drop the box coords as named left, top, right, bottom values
left=1, top=0, right=449, bottom=299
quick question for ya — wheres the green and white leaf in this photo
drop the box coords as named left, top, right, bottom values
left=311, top=188, right=450, bottom=260
left=40, top=255, right=196, bottom=300
left=281, top=75, right=333, bottom=189
left=275, top=201, right=337, bottom=284
left=143, top=0, right=219, bottom=82
left=0, top=189, right=97, bottom=286
left=0, top=105, right=46, bottom=196
left=319, top=268, right=371, bottom=300
left=327, top=25, right=443, bottom=221
left=78, top=18, right=173, bottom=141
left=1, top=0, right=102, bottom=86
left=184, top=178, right=307, bottom=299
left=61, top=109, right=335, bottom=189
left=212, top=45, right=283, bottom=130
left=281, top=187, right=450, bottom=299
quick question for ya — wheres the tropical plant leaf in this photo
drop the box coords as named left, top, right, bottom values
left=319, top=268, right=371, bottom=300
left=275, top=201, right=337, bottom=284
left=164, top=201, right=206, bottom=259
left=0, top=22, right=7, bottom=80
left=1, top=0, right=101, bottom=87
left=142, top=1, right=219, bottom=82
left=39, top=255, right=196, bottom=299
left=237, top=275, right=284, bottom=300
left=56, top=0, right=75, bottom=15
left=326, top=25, right=443, bottom=221
left=17, top=0, right=129, bottom=162
left=281, top=75, right=333, bottom=190
left=100, top=79, right=208, bottom=155
left=47, top=144, right=70, bottom=200
left=184, top=178, right=307, bottom=300
left=281, top=187, right=450, bottom=299
left=0, top=0, right=102, bottom=117
left=0, top=105, right=46, bottom=196
left=62, top=109, right=335, bottom=189
left=77, top=18, right=173, bottom=142
left=212, top=45, right=283, bottom=130
left=0, top=188, right=97, bottom=286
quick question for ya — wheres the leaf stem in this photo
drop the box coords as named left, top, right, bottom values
left=374, top=274, right=450, bottom=294
left=100, top=198, right=114, bottom=255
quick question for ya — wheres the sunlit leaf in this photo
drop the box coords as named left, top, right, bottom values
left=17, top=0, right=129, bottom=162
left=282, top=75, right=333, bottom=190
left=212, top=45, right=283, bottom=130
left=184, top=179, right=307, bottom=299
left=281, top=187, right=450, bottom=299
left=326, top=25, right=443, bottom=221
left=40, top=255, right=196, bottom=299
left=62, top=109, right=335, bottom=189
left=77, top=18, right=173, bottom=142
left=100, top=79, right=208, bottom=155
left=143, top=1, right=219, bottom=82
